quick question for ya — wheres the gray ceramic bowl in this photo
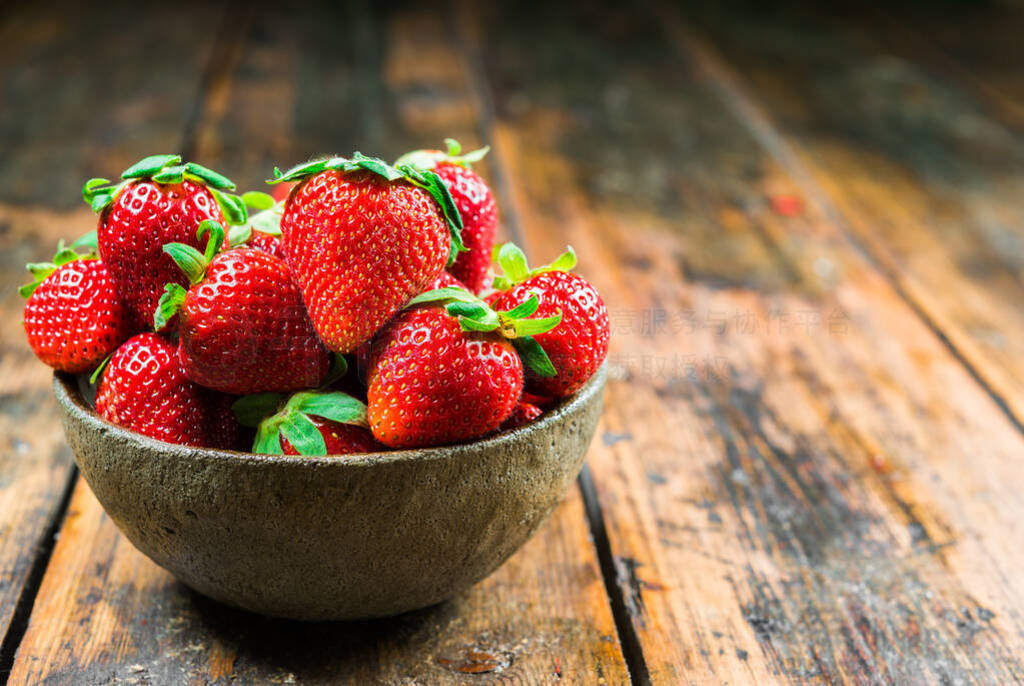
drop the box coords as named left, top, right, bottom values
left=53, top=366, right=605, bottom=621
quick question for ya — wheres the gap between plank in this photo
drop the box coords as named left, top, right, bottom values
left=652, top=2, right=1024, bottom=440
left=579, top=464, right=652, bottom=686
left=446, top=4, right=649, bottom=681
left=0, top=466, right=78, bottom=685
left=180, top=0, right=253, bottom=160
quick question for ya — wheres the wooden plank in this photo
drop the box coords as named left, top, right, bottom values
left=9, top=4, right=630, bottom=684
left=0, top=0, right=226, bottom=674
left=463, top=1, right=1024, bottom=682
left=675, top=3, right=1024, bottom=431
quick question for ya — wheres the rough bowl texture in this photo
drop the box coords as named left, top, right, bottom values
left=54, top=366, right=605, bottom=621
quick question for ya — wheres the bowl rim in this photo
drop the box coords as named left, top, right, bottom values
left=54, top=363, right=607, bottom=468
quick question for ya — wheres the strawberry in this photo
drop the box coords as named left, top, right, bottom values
left=490, top=243, right=610, bottom=397
left=365, top=282, right=563, bottom=448
left=366, top=306, right=522, bottom=448
left=95, top=333, right=241, bottom=449
left=396, top=139, right=497, bottom=293
left=500, top=402, right=543, bottom=432
left=270, top=152, right=465, bottom=353
left=21, top=236, right=133, bottom=374
left=233, top=389, right=378, bottom=455
left=155, top=221, right=330, bottom=395
left=83, top=154, right=248, bottom=330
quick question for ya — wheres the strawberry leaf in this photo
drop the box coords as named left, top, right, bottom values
left=280, top=411, right=327, bottom=456
left=89, top=354, right=112, bottom=385
left=197, top=220, right=225, bottom=263
left=318, top=353, right=349, bottom=389
left=154, top=283, right=188, bottom=330
left=457, top=316, right=502, bottom=333
left=121, top=154, right=182, bottom=180
left=512, top=311, right=561, bottom=337
left=184, top=162, right=236, bottom=190
left=407, top=286, right=479, bottom=307
left=152, top=164, right=186, bottom=184
left=210, top=188, right=248, bottom=226
left=232, top=393, right=284, bottom=428
left=228, top=224, right=253, bottom=248
left=513, top=336, right=558, bottom=377
left=242, top=191, right=275, bottom=210
left=254, top=420, right=285, bottom=455
left=395, top=139, right=490, bottom=170
left=162, top=243, right=207, bottom=285
left=499, top=294, right=539, bottom=319
left=292, top=391, right=368, bottom=427
left=350, top=151, right=405, bottom=181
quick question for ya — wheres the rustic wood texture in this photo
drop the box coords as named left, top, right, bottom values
left=0, top=0, right=226, bottom=675
left=6, top=4, right=629, bottom=684
left=5, top=1, right=1024, bottom=684
left=460, top=1, right=1024, bottom=683
left=681, top=2, right=1024, bottom=429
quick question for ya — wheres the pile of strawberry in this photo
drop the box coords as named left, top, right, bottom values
left=21, top=141, right=610, bottom=455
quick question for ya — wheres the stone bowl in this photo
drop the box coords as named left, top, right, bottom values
left=53, top=366, right=606, bottom=621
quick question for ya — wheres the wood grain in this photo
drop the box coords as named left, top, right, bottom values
left=0, top=0, right=227, bottom=674
left=8, top=4, right=630, bottom=684
left=462, top=1, right=1024, bottom=682
left=678, top=2, right=1024, bottom=431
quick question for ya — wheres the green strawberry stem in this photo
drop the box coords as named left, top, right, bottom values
left=491, top=242, right=577, bottom=290
left=82, top=154, right=248, bottom=224
left=266, top=152, right=466, bottom=266
left=153, top=220, right=226, bottom=328
left=394, top=138, right=491, bottom=170
left=405, top=285, right=561, bottom=377
left=233, top=390, right=368, bottom=456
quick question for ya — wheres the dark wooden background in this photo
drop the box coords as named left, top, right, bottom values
left=3, top=1, right=1024, bottom=683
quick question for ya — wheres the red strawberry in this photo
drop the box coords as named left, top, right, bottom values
left=247, top=230, right=286, bottom=259
left=397, top=139, right=497, bottom=293
left=233, top=389, right=377, bottom=455
left=95, top=333, right=241, bottom=449
left=283, top=417, right=379, bottom=455
left=156, top=221, right=329, bottom=395
left=273, top=153, right=464, bottom=353
left=500, top=402, right=543, bottom=432
left=83, top=155, right=248, bottom=330
left=366, top=304, right=529, bottom=448
left=21, top=239, right=133, bottom=374
left=490, top=244, right=609, bottom=397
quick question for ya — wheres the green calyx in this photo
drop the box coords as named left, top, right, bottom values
left=233, top=388, right=368, bottom=456
left=153, top=220, right=225, bottom=329
left=267, top=152, right=466, bottom=266
left=405, top=285, right=562, bottom=377
left=393, top=138, right=491, bottom=171
left=82, top=154, right=248, bottom=225
left=491, top=242, right=577, bottom=291
left=228, top=191, right=284, bottom=247
left=18, top=232, right=98, bottom=298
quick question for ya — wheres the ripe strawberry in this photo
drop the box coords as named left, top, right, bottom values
left=156, top=221, right=330, bottom=395
left=396, top=139, right=496, bottom=293
left=21, top=239, right=134, bottom=374
left=95, top=333, right=241, bottom=449
left=271, top=152, right=465, bottom=353
left=233, top=389, right=378, bottom=455
left=500, top=402, right=543, bottom=432
left=366, top=305, right=524, bottom=448
left=83, top=154, right=248, bottom=330
left=490, top=243, right=610, bottom=397
left=247, top=230, right=286, bottom=259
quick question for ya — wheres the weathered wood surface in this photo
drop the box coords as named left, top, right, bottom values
left=0, top=1, right=227, bottom=677
left=462, top=1, right=1024, bottom=683
left=6, top=3, right=630, bottom=684
left=5, top=0, right=1024, bottom=684
left=681, top=2, right=1024, bottom=429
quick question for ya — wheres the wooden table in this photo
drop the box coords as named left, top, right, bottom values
left=3, top=1, right=1024, bottom=683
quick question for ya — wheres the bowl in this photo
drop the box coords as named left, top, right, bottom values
left=53, top=365, right=606, bottom=621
